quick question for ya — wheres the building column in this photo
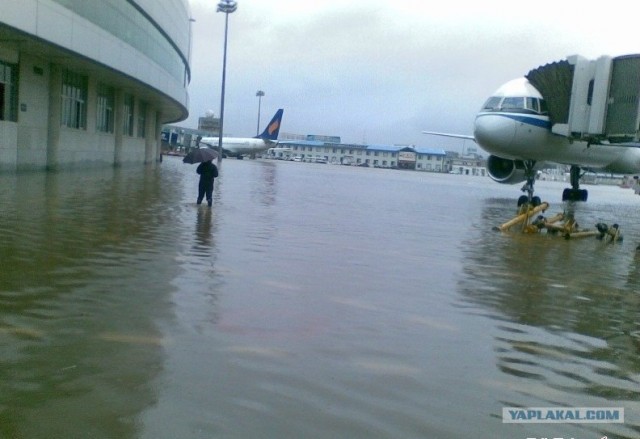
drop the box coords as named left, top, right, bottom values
left=46, top=63, right=62, bottom=170
left=144, top=104, right=155, bottom=163
left=113, top=89, right=124, bottom=166
left=154, top=111, right=162, bottom=162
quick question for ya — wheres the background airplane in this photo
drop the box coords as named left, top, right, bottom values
left=199, top=109, right=284, bottom=158
left=425, top=54, right=640, bottom=205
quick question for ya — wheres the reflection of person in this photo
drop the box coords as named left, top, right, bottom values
left=195, top=205, right=213, bottom=249
left=196, top=160, right=218, bottom=206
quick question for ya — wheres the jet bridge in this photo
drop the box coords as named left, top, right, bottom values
left=526, top=54, right=640, bottom=142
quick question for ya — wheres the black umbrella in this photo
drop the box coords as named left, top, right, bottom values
left=182, top=147, right=219, bottom=164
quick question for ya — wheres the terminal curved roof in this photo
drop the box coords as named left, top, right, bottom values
left=0, top=0, right=190, bottom=123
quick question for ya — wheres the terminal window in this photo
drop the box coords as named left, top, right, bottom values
left=61, top=69, right=87, bottom=129
left=123, top=94, right=134, bottom=136
left=0, top=61, right=18, bottom=122
left=96, top=83, right=114, bottom=133
left=137, top=101, right=147, bottom=138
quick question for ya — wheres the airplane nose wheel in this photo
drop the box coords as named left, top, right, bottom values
left=562, top=165, right=588, bottom=202
left=518, top=194, right=541, bottom=207
left=518, top=160, right=541, bottom=207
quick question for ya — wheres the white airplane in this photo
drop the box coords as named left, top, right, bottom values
left=425, top=54, right=640, bottom=205
left=199, top=109, right=284, bottom=158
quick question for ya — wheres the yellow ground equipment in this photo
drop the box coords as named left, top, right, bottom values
left=495, top=201, right=623, bottom=243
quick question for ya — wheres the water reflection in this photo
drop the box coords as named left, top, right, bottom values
left=0, top=165, right=184, bottom=438
left=195, top=207, right=214, bottom=253
left=177, top=202, right=221, bottom=328
left=458, top=196, right=640, bottom=438
left=251, top=160, right=277, bottom=207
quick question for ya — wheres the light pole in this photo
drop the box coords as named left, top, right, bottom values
left=216, top=0, right=237, bottom=163
left=255, top=90, right=265, bottom=135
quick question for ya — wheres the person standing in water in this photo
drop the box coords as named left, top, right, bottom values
left=196, top=160, right=218, bottom=206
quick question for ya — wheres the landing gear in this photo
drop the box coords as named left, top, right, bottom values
left=518, top=195, right=541, bottom=207
left=517, top=160, right=541, bottom=207
left=562, top=165, right=588, bottom=202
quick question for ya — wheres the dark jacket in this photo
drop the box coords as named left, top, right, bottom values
left=196, top=161, right=218, bottom=183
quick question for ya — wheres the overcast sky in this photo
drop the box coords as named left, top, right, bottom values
left=183, top=0, right=640, bottom=151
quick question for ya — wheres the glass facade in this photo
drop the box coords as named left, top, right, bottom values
left=52, top=0, right=188, bottom=84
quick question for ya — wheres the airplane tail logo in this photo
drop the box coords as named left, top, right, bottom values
left=256, top=109, right=284, bottom=141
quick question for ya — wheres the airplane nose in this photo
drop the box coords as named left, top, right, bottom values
left=473, top=114, right=517, bottom=156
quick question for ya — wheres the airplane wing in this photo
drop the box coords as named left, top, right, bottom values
left=422, top=131, right=476, bottom=142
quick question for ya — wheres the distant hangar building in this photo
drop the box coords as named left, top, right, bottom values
left=0, top=0, right=191, bottom=170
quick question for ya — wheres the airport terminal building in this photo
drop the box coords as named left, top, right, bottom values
left=0, top=0, right=191, bottom=170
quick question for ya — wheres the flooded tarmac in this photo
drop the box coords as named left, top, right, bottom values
left=1, top=157, right=639, bottom=438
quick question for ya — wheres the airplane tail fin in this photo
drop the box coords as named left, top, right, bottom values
left=256, top=109, right=284, bottom=141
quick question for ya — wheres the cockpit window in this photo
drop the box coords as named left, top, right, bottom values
left=501, top=97, right=524, bottom=110
left=539, top=98, right=548, bottom=114
left=482, top=97, right=501, bottom=110
left=525, top=97, right=549, bottom=114
left=525, top=97, right=538, bottom=112
left=482, top=96, right=548, bottom=114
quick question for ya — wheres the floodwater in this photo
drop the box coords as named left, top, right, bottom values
left=1, top=157, right=639, bottom=438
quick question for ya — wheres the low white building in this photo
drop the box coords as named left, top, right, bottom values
left=447, top=153, right=487, bottom=176
left=277, top=141, right=447, bottom=171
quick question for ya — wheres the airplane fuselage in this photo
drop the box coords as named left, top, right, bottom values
left=473, top=78, right=640, bottom=175
left=200, top=137, right=273, bottom=157
left=474, top=110, right=640, bottom=174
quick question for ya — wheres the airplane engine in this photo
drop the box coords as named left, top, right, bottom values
left=486, top=155, right=526, bottom=184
